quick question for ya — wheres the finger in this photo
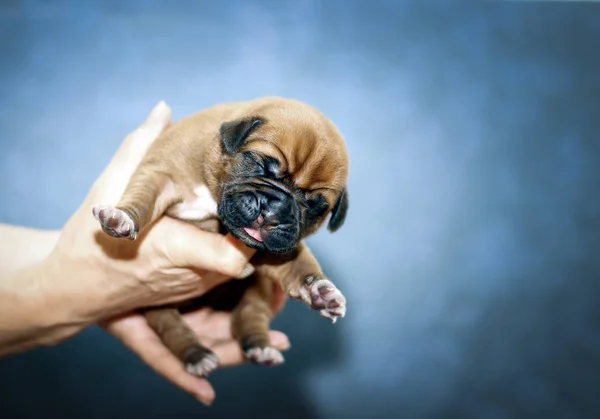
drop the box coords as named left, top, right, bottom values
left=106, top=315, right=216, bottom=405
left=94, top=101, right=173, bottom=203
left=184, top=310, right=233, bottom=341
left=162, top=220, right=256, bottom=278
left=211, top=330, right=291, bottom=368
left=108, top=101, right=172, bottom=176
left=271, top=282, right=288, bottom=314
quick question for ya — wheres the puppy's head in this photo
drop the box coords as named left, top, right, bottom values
left=216, top=98, right=349, bottom=254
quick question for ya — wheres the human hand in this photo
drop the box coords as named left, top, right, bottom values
left=39, top=101, right=289, bottom=400
left=51, top=101, right=259, bottom=316
left=103, top=284, right=289, bottom=405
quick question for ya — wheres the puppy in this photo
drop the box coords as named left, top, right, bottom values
left=93, top=96, right=349, bottom=376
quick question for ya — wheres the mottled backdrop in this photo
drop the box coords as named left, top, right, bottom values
left=1, top=1, right=599, bottom=418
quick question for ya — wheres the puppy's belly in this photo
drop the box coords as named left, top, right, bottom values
left=167, top=184, right=218, bottom=221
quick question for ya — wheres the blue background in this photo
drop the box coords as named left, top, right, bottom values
left=1, top=1, right=600, bottom=418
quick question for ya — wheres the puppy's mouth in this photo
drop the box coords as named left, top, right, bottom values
left=227, top=221, right=297, bottom=254
left=218, top=185, right=301, bottom=253
left=242, top=227, right=264, bottom=243
left=238, top=215, right=276, bottom=245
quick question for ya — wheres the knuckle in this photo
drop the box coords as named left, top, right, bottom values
left=218, top=249, right=248, bottom=277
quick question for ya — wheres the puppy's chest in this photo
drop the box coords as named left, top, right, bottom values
left=168, top=185, right=218, bottom=221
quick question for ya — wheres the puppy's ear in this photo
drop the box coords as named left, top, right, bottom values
left=328, top=187, right=349, bottom=233
left=220, top=116, right=265, bottom=155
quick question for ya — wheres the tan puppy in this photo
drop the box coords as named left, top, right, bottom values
left=93, top=97, right=349, bottom=376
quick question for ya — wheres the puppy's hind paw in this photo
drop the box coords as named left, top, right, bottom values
left=245, top=346, right=285, bottom=366
left=184, top=346, right=219, bottom=378
left=298, top=276, right=347, bottom=323
left=92, top=205, right=137, bottom=240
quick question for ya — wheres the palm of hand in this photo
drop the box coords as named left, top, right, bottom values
left=102, top=283, right=289, bottom=405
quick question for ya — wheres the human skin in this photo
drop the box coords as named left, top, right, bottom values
left=0, top=101, right=290, bottom=404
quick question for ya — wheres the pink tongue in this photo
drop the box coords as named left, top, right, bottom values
left=243, top=227, right=263, bottom=242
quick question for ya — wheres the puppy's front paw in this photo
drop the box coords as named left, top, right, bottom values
left=92, top=205, right=137, bottom=240
left=294, top=276, right=347, bottom=323
left=184, top=346, right=219, bottom=378
left=245, top=346, right=285, bottom=366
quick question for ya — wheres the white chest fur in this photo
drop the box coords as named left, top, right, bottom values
left=169, top=185, right=218, bottom=221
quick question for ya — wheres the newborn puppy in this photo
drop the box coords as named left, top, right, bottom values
left=93, top=96, right=349, bottom=376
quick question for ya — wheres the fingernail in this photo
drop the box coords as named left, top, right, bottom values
left=197, top=396, right=213, bottom=406
left=196, top=391, right=214, bottom=406
left=271, top=333, right=291, bottom=350
left=145, top=100, right=168, bottom=125
left=236, top=263, right=255, bottom=279
left=194, top=382, right=215, bottom=406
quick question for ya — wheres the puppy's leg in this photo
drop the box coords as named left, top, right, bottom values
left=231, top=275, right=284, bottom=366
left=92, top=165, right=180, bottom=240
left=255, top=241, right=346, bottom=322
left=143, top=307, right=219, bottom=377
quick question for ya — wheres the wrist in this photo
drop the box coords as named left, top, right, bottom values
left=0, top=248, right=121, bottom=356
left=0, top=259, right=85, bottom=356
left=38, top=248, right=118, bottom=328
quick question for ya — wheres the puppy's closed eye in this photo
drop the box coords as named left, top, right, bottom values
left=242, top=152, right=284, bottom=180
left=306, top=193, right=329, bottom=217
left=240, top=152, right=266, bottom=176
left=262, top=156, right=281, bottom=178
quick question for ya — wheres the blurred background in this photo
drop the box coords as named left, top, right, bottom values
left=1, top=0, right=599, bottom=418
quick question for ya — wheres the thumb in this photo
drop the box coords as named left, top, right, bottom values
left=161, top=220, right=257, bottom=279
left=108, top=100, right=172, bottom=177
left=93, top=101, right=172, bottom=203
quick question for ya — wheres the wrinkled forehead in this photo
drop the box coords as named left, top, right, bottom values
left=246, top=110, right=349, bottom=192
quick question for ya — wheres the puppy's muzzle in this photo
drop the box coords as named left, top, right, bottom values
left=218, top=183, right=301, bottom=253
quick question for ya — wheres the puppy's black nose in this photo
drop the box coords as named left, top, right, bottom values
left=258, top=191, right=294, bottom=227
left=260, top=208, right=280, bottom=227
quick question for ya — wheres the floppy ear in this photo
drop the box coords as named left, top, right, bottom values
left=219, top=116, right=265, bottom=155
left=328, top=187, right=349, bottom=233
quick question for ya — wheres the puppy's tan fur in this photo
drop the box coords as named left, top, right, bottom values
left=94, top=97, right=349, bottom=375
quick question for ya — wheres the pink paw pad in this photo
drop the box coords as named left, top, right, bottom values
left=92, top=205, right=137, bottom=240
left=299, top=276, right=347, bottom=323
